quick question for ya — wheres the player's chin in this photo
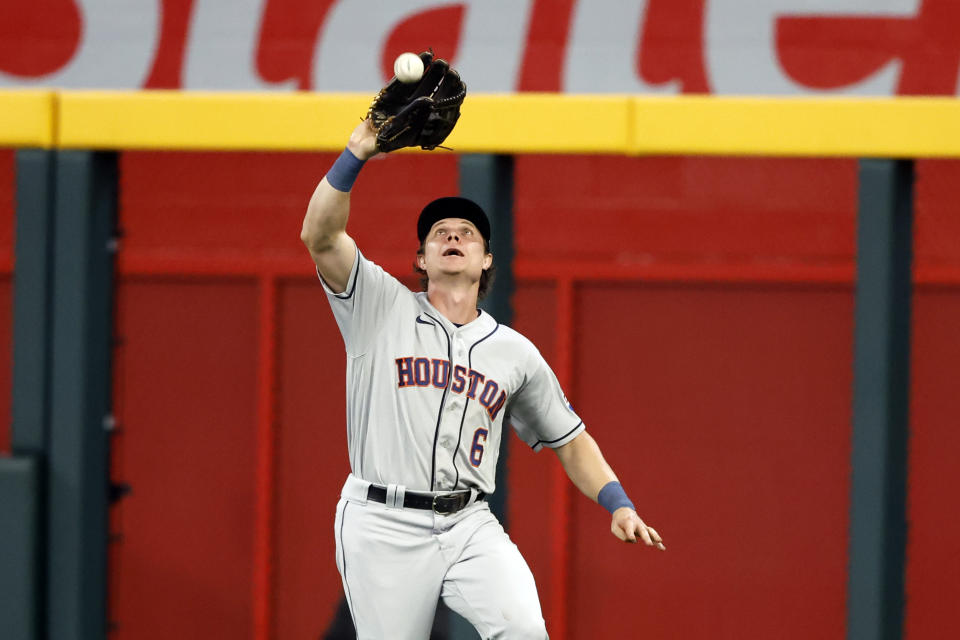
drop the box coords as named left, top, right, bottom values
left=436, top=263, right=482, bottom=279
left=435, top=265, right=466, bottom=278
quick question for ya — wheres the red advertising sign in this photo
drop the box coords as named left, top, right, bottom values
left=1, top=0, right=958, bottom=94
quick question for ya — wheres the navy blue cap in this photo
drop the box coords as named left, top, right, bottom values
left=417, top=197, right=491, bottom=244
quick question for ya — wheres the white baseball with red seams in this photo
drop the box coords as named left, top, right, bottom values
left=321, top=247, right=584, bottom=638
left=394, top=52, right=425, bottom=83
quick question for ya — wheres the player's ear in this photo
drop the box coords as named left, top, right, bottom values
left=483, top=253, right=493, bottom=270
left=417, top=253, right=426, bottom=270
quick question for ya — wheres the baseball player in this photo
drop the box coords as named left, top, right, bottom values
left=301, top=117, right=665, bottom=639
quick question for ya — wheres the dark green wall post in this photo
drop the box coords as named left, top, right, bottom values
left=847, top=159, right=914, bottom=640
left=12, top=149, right=57, bottom=456
left=1, top=149, right=60, bottom=640
left=0, top=457, right=42, bottom=640
left=46, top=151, right=118, bottom=640
left=460, top=155, right=516, bottom=332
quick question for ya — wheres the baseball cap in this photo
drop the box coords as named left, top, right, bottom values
left=417, top=196, right=491, bottom=244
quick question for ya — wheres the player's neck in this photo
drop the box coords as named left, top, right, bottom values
left=427, top=283, right=480, bottom=326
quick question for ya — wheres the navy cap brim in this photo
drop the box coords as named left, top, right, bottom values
left=417, top=197, right=491, bottom=244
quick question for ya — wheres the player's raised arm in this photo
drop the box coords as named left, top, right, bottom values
left=554, top=432, right=666, bottom=550
left=300, top=119, right=379, bottom=293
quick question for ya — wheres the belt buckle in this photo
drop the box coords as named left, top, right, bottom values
left=432, top=493, right=462, bottom=515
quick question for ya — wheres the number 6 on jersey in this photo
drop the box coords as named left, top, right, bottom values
left=470, top=428, right=488, bottom=467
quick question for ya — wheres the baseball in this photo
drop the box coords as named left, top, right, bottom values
left=393, top=52, right=424, bottom=83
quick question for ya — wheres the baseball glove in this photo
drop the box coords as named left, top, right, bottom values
left=367, top=51, right=466, bottom=152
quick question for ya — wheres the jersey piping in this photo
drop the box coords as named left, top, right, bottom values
left=316, top=263, right=359, bottom=300
left=451, top=321, right=500, bottom=490
left=422, top=312, right=453, bottom=492
left=531, top=420, right=584, bottom=449
left=338, top=501, right=357, bottom=626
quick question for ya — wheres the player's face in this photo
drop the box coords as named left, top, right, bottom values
left=419, top=218, right=492, bottom=282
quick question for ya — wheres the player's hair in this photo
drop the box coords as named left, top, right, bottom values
left=413, top=238, right=496, bottom=300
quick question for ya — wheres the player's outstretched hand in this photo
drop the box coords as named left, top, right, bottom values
left=611, top=507, right=665, bottom=550
left=347, top=118, right=379, bottom=161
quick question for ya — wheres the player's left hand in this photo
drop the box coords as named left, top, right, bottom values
left=611, top=507, right=666, bottom=550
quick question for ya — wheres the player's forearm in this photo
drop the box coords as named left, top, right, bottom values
left=301, top=121, right=378, bottom=254
left=554, top=432, right=619, bottom=502
left=301, top=178, right=351, bottom=254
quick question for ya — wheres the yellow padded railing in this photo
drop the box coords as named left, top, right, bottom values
left=633, top=96, right=960, bottom=158
left=0, top=90, right=57, bottom=148
left=3, top=90, right=960, bottom=157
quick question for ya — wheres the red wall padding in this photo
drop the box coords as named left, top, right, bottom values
left=906, top=289, right=960, bottom=640
left=0, top=149, right=14, bottom=455
left=110, top=279, right=260, bottom=638
left=505, top=281, right=561, bottom=615
left=915, top=160, right=960, bottom=270
left=117, top=150, right=458, bottom=269
left=104, top=150, right=960, bottom=640
left=569, top=283, right=852, bottom=639
left=514, top=155, right=857, bottom=266
left=905, top=160, right=960, bottom=640
left=273, top=280, right=350, bottom=639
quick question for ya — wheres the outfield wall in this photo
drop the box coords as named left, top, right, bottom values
left=3, top=143, right=959, bottom=639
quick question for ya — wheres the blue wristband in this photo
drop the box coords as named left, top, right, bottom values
left=597, top=481, right=635, bottom=514
left=325, top=147, right=366, bottom=192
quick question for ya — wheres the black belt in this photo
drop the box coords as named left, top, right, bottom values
left=366, top=484, right=486, bottom=515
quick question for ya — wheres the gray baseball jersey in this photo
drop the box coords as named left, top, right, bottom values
left=321, top=247, right=584, bottom=493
